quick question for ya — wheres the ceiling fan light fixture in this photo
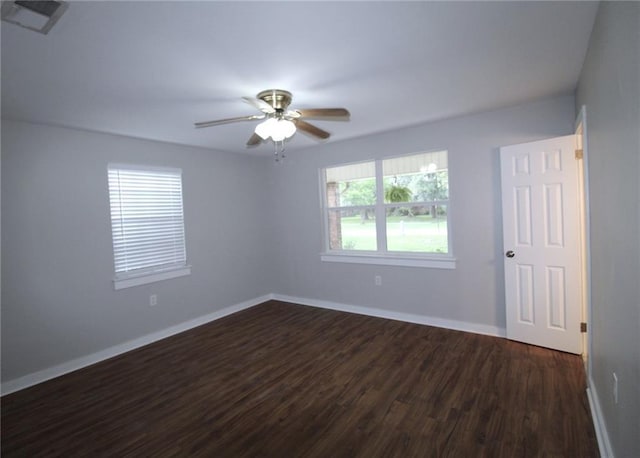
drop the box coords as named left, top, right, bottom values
left=254, top=118, right=275, bottom=140
left=255, top=118, right=296, bottom=142
left=277, top=119, right=296, bottom=140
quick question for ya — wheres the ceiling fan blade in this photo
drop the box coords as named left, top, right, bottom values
left=296, top=108, right=350, bottom=119
left=246, top=132, right=262, bottom=146
left=194, top=114, right=264, bottom=128
left=296, top=119, right=331, bottom=140
left=242, top=96, right=275, bottom=114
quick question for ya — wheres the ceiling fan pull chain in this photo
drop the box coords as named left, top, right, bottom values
left=274, top=140, right=286, bottom=163
left=274, top=141, right=282, bottom=163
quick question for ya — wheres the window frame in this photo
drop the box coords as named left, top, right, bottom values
left=108, top=163, right=191, bottom=290
left=320, top=151, right=455, bottom=269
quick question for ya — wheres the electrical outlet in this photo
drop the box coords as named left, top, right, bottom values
left=149, top=294, right=157, bottom=306
left=375, top=275, right=382, bottom=286
left=613, top=372, right=618, bottom=404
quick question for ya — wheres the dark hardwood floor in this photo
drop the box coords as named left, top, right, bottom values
left=2, top=300, right=598, bottom=457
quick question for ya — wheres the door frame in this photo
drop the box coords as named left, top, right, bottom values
left=575, top=105, right=592, bottom=381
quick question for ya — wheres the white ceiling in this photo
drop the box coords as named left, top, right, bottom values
left=1, top=1, right=598, bottom=155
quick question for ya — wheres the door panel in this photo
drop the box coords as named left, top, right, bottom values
left=501, top=135, right=581, bottom=354
left=516, top=264, right=535, bottom=323
left=515, top=186, right=533, bottom=246
left=545, top=266, right=566, bottom=329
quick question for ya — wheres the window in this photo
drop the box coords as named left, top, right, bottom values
left=321, top=151, right=454, bottom=269
left=108, top=164, right=190, bottom=289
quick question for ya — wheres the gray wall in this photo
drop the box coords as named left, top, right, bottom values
left=1, top=120, right=275, bottom=382
left=576, top=3, right=640, bottom=456
left=1, top=95, right=577, bottom=385
left=269, top=96, right=576, bottom=328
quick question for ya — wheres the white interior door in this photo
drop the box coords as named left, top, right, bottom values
left=500, top=135, right=582, bottom=354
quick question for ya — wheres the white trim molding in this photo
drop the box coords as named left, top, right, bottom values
left=272, top=293, right=505, bottom=338
left=575, top=105, right=593, bottom=379
left=586, top=378, right=614, bottom=458
left=114, top=265, right=191, bottom=290
left=321, top=253, right=456, bottom=269
left=1, top=294, right=271, bottom=396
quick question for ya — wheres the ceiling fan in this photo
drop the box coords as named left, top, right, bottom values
left=194, top=89, right=350, bottom=147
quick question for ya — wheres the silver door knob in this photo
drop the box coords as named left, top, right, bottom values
left=506, top=250, right=515, bottom=258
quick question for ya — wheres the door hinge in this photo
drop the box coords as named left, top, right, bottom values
left=575, top=149, right=584, bottom=160
left=580, top=322, right=587, bottom=333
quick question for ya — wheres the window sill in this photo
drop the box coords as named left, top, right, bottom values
left=113, top=266, right=191, bottom=290
left=320, top=254, right=456, bottom=269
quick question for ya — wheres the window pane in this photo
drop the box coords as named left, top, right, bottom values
left=328, top=208, right=376, bottom=251
left=383, top=151, right=448, bottom=203
left=386, top=205, right=448, bottom=253
left=325, top=161, right=376, bottom=207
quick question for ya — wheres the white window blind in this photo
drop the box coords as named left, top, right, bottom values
left=108, top=165, right=188, bottom=284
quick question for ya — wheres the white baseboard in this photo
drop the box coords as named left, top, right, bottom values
left=586, top=377, right=614, bottom=458
left=1, top=294, right=271, bottom=396
left=272, top=294, right=506, bottom=338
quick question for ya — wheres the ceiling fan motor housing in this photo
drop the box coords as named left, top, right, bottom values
left=257, top=89, right=292, bottom=111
